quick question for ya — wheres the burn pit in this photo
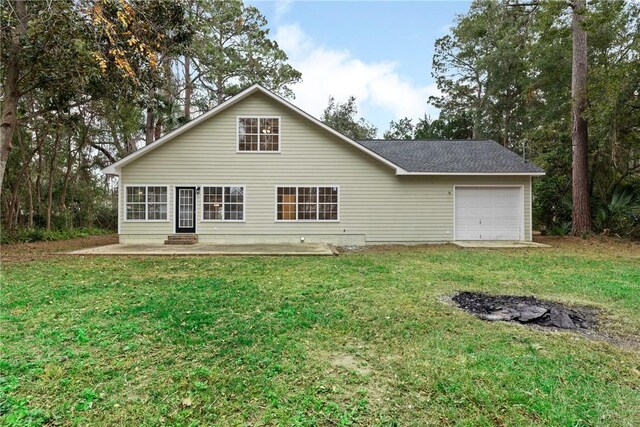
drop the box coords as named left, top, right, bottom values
left=452, top=292, right=595, bottom=330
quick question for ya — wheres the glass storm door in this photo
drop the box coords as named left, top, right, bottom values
left=175, top=187, right=196, bottom=233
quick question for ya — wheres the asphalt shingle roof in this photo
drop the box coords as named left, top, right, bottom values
left=356, top=139, right=544, bottom=174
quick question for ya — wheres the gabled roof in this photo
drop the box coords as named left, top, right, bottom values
left=101, top=84, right=544, bottom=177
left=101, top=84, right=401, bottom=175
left=356, top=139, right=545, bottom=175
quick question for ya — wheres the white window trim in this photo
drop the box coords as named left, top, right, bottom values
left=274, top=185, right=340, bottom=222
left=200, top=185, right=247, bottom=223
left=124, top=184, right=170, bottom=222
left=236, top=116, right=282, bottom=153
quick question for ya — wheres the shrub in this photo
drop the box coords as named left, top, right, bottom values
left=594, top=190, right=640, bottom=238
left=0, top=227, right=112, bottom=245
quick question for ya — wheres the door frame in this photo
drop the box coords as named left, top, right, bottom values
left=453, top=185, right=525, bottom=241
left=174, top=185, right=198, bottom=234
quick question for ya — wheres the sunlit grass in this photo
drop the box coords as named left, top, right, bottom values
left=1, top=244, right=639, bottom=425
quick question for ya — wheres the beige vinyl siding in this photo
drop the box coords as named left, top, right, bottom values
left=119, top=92, right=532, bottom=243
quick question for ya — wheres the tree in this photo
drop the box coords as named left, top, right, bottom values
left=0, top=0, right=26, bottom=198
left=384, top=114, right=474, bottom=140
left=383, top=118, right=415, bottom=140
left=432, top=0, right=639, bottom=236
left=1, top=0, right=303, bottom=233
left=430, top=0, right=533, bottom=146
left=586, top=0, right=640, bottom=203
left=0, top=1, right=94, bottom=198
left=0, top=0, right=191, bottom=195
left=419, top=112, right=474, bottom=140
left=89, top=0, right=193, bottom=145
left=183, top=0, right=301, bottom=112
left=321, top=96, right=377, bottom=140
left=570, top=0, right=591, bottom=234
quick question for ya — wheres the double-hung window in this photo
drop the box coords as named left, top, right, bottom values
left=238, top=117, right=280, bottom=151
left=125, top=186, right=168, bottom=221
left=276, top=186, right=339, bottom=221
left=202, top=186, right=245, bottom=221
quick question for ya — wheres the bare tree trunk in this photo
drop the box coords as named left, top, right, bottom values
left=0, top=0, right=27, bottom=197
left=13, top=199, right=20, bottom=227
left=216, top=75, right=225, bottom=105
left=184, top=56, right=192, bottom=119
left=27, top=174, right=33, bottom=227
left=2, top=198, right=8, bottom=222
left=35, top=143, right=43, bottom=220
left=45, top=125, right=62, bottom=230
left=5, top=129, right=41, bottom=231
left=154, top=118, right=163, bottom=140
left=59, top=141, right=76, bottom=211
left=6, top=186, right=19, bottom=230
left=472, top=114, right=480, bottom=140
left=145, top=87, right=156, bottom=145
left=570, top=0, right=591, bottom=234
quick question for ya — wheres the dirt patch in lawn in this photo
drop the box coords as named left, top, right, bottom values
left=337, top=236, right=639, bottom=257
left=329, top=353, right=372, bottom=375
left=535, top=235, right=640, bottom=258
left=1, top=234, right=117, bottom=265
left=335, top=243, right=453, bottom=254
left=312, top=349, right=388, bottom=406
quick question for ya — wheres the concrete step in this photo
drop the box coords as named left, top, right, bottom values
left=165, top=234, right=198, bottom=245
left=164, top=240, right=198, bottom=245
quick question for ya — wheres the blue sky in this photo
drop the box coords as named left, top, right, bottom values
left=248, top=0, right=471, bottom=135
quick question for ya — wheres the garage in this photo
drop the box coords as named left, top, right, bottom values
left=454, top=186, right=524, bottom=241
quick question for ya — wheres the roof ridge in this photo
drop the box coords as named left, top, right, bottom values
left=357, top=139, right=496, bottom=143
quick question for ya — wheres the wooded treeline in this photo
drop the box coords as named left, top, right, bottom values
left=384, top=0, right=640, bottom=237
left=1, top=0, right=638, bottom=239
left=0, top=0, right=300, bottom=235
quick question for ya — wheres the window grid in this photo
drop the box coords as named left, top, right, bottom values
left=277, top=186, right=338, bottom=221
left=202, top=186, right=244, bottom=221
left=126, top=186, right=168, bottom=221
left=148, top=186, right=168, bottom=220
left=178, top=189, right=194, bottom=228
left=238, top=117, right=280, bottom=152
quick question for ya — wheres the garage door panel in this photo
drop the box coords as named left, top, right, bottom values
left=455, top=187, right=523, bottom=241
left=493, top=226, right=520, bottom=240
left=477, top=207, right=493, bottom=217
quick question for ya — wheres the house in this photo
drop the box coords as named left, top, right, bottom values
left=102, top=85, right=544, bottom=245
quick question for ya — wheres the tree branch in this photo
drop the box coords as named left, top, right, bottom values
left=90, top=143, right=116, bottom=164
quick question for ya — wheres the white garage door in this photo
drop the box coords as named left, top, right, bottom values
left=455, top=186, right=523, bottom=241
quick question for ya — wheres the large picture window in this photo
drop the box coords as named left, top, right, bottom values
left=202, top=186, right=245, bottom=221
left=276, top=186, right=339, bottom=221
left=125, top=186, right=168, bottom=221
left=238, top=117, right=280, bottom=151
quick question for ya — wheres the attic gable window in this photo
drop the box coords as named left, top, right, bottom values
left=238, top=117, right=280, bottom=152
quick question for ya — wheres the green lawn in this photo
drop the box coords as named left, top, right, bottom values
left=1, top=240, right=639, bottom=426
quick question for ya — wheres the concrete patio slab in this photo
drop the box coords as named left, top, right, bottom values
left=67, top=243, right=336, bottom=256
left=452, top=241, right=550, bottom=248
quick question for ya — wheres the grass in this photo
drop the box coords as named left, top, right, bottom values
left=1, top=239, right=639, bottom=426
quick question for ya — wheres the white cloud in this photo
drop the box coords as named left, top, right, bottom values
left=274, top=24, right=440, bottom=133
left=274, top=0, right=293, bottom=22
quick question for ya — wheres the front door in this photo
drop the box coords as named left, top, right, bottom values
left=175, top=187, right=196, bottom=233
